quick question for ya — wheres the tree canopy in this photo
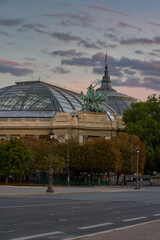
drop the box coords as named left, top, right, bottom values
left=123, top=94, right=160, bottom=173
left=0, top=138, right=30, bottom=183
left=111, top=133, right=146, bottom=175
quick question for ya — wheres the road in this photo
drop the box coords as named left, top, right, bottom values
left=0, top=187, right=160, bottom=240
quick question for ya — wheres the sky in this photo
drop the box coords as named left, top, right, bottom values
left=0, top=0, right=160, bottom=101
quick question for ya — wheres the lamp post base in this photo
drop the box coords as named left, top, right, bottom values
left=134, top=179, right=140, bottom=189
left=46, top=171, right=54, bottom=193
left=46, top=186, right=54, bottom=192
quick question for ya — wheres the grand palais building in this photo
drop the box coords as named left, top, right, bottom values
left=0, top=63, right=136, bottom=142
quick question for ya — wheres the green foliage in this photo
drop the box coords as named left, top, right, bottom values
left=6, top=138, right=30, bottom=176
left=0, top=138, right=30, bottom=179
left=0, top=142, right=8, bottom=176
left=123, top=94, right=160, bottom=173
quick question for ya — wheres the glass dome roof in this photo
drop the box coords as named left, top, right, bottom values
left=0, top=62, right=136, bottom=119
left=0, top=81, right=114, bottom=120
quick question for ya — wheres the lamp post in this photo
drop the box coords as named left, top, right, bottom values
left=77, top=116, right=81, bottom=143
left=46, top=129, right=54, bottom=193
left=131, top=145, right=133, bottom=186
left=67, top=127, right=71, bottom=186
left=135, top=145, right=140, bottom=189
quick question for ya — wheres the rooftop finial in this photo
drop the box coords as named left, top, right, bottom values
left=96, top=53, right=116, bottom=93
left=105, top=53, right=107, bottom=63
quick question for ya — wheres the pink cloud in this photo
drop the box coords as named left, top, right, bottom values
left=0, top=58, right=18, bottom=65
left=118, top=21, right=141, bottom=31
left=86, top=4, right=132, bottom=17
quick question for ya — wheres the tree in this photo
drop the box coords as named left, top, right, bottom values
left=123, top=95, right=160, bottom=173
left=80, top=138, right=122, bottom=184
left=22, top=136, right=67, bottom=175
left=111, top=133, right=146, bottom=182
left=0, top=141, right=8, bottom=183
left=3, top=138, right=30, bottom=182
left=21, top=136, right=50, bottom=173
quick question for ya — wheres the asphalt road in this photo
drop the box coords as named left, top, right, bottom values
left=0, top=187, right=160, bottom=240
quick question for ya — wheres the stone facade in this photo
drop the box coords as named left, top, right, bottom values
left=0, top=110, right=125, bottom=142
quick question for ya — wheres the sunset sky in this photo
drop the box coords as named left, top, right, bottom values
left=0, top=0, right=160, bottom=101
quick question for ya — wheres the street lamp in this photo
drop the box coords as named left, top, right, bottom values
left=46, top=129, right=54, bottom=193
left=66, top=127, right=71, bottom=186
left=135, top=145, right=140, bottom=189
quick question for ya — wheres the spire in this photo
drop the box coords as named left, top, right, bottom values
left=101, top=63, right=112, bottom=90
left=96, top=56, right=116, bottom=92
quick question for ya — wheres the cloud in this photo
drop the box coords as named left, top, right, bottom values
left=104, top=33, right=119, bottom=42
left=147, top=21, right=160, bottom=27
left=62, top=53, right=160, bottom=78
left=153, top=49, right=160, bottom=53
left=122, top=69, right=136, bottom=75
left=0, top=18, right=24, bottom=26
left=149, top=52, right=159, bottom=57
left=0, top=59, right=33, bottom=76
left=86, top=4, right=132, bottom=17
left=61, top=52, right=105, bottom=66
left=114, top=76, right=160, bottom=90
left=61, top=3, right=72, bottom=7
left=18, top=23, right=46, bottom=34
left=45, top=12, right=94, bottom=28
left=79, top=39, right=100, bottom=49
left=51, top=66, right=70, bottom=74
left=120, top=37, right=153, bottom=45
left=49, top=32, right=80, bottom=42
left=96, top=39, right=117, bottom=48
left=48, top=49, right=85, bottom=57
left=113, top=77, right=141, bottom=87
left=25, top=58, right=37, bottom=62
left=61, top=52, right=160, bottom=90
left=110, top=58, right=160, bottom=90
left=120, top=36, right=160, bottom=45
left=48, top=32, right=100, bottom=49
left=117, top=58, right=160, bottom=75
left=22, top=23, right=46, bottom=30
left=0, top=65, right=33, bottom=76
left=93, top=66, right=123, bottom=77
left=0, top=59, right=18, bottom=66
left=0, top=30, right=10, bottom=36
left=134, top=50, right=143, bottom=54
left=143, top=76, right=160, bottom=89
left=118, top=21, right=141, bottom=31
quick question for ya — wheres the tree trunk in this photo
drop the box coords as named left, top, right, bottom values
left=98, top=175, right=101, bottom=186
left=88, top=173, right=91, bottom=186
left=107, top=172, right=110, bottom=185
left=116, top=172, right=120, bottom=185
left=5, top=176, right=8, bottom=185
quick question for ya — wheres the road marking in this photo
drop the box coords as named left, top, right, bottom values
left=153, top=214, right=160, bottom=216
left=10, top=231, right=64, bottom=240
left=64, top=220, right=160, bottom=240
left=79, top=222, right=113, bottom=230
left=112, top=211, right=122, bottom=214
left=122, top=216, right=147, bottom=222
left=0, top=201, right=93, bottom=209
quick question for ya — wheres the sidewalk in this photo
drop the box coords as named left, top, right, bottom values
left=70, top=220, right=160, bottom=240
left=0, top=185, right=137, bottom=196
